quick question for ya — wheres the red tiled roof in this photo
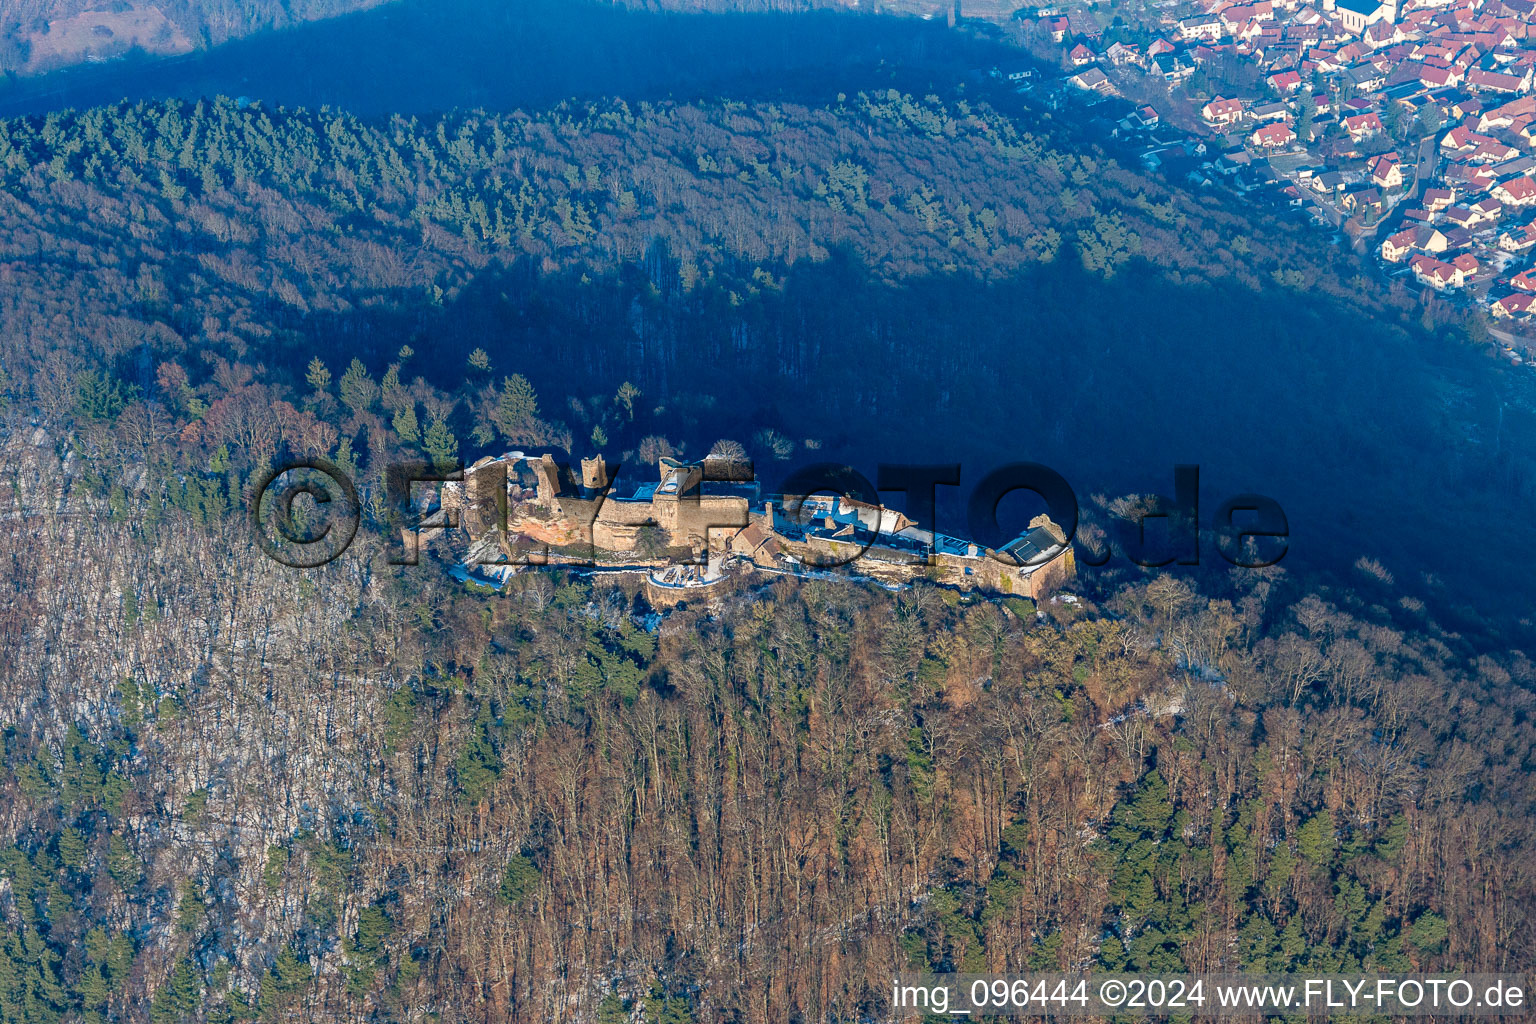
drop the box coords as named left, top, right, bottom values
left=1468, top=67, right=1526, bottom=90
left=1498, top=175, right=1536, bottom=200
left=1495, top=292, right=1536, bottom=314
left=1411, top=254, right=1462, bottom=283
left=1251, top=122, right=1297, bottom=144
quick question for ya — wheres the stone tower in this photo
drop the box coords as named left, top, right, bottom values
left=581, top=455, right=608, bottom=491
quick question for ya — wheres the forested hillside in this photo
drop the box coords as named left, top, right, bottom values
left=0, top=85, right=1534, bottom=1024
left=0, top=91, right=1529, bottom=606
left=1, top=432, right=1532, bottom=1022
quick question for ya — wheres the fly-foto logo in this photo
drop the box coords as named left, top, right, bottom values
left=249, top=457, right=1288, bottom=571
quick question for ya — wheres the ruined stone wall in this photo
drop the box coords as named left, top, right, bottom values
left=591, top=500, right=657, bottom=551
left=657, top=496, right=751, bottom=550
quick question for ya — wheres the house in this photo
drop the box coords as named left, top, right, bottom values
left=1251, top=100, right=1292, bottom=121
left=1467, top=66, right=1532, bottom=92
left=1252, top=121, right=1298, bottom=146
left=1452, top=96, right=1487, bottom=121
left=1069, top=66, right=1112, bottom=92
left=1269, top=69, right=1304, bottom=91
left=1382, top=224, right=1450, bottom=259
left=1178, top=14, right=1225, bottom=39
left=1445, top=163, right=1500, bottom=192
left=1417, top=63, right=1464, bottom=89
left=1131, top=104, right=1161, bottom=127
left=1337, top=41, right=1371, bottom=64
left=1221, top=4, right=1260, bottom=31
left=1478, top=95, right=1536, bottom=130
left=1423, top=186, right=1457, bottom=210
left=1243, top=158, right=1280, bottom=186
left=1106, top=41, right=1142, bottom=65
left=1493, top=154, right=1536, bottom=178
left=1415, top=222, right=1456, bottom=254
left=1472, top=195, right=1505, bottom=219
left=1042, top=15, right=1070, bottom=41
left=1335, top=0, right=1396, bottom=36
left=1344, top=186, right=1384, bottom=212
left=1148, top=37, right=1178, bottom=56
left=1499, top=220, right=1536, bottom=249
left=1312, top=49, right=1348, bottom=74
left=1155, top=52, right=1197, bottom=82
left=1494, top=174, right=1536, bottom=204
left=1283, top=183, right=1312, bottom=207
left=1370, top=152, right=1405, bottom=187
left=1231, top=18, right=1265, bottom=41
left=1203, top=95, right=1246, bottom=123
left=1443, top=124, right=1494, bottom=152
left=1472, top=139, right=1521, bottom=163
left=1452, top=252, right=1480, bottom=278
left=1345, top=64, right=1388, bottom=91
left=1218, top=149, right=1254, bottom=176
left=1070, top=43, right=1096, bottom=65
left=1410, top=254, right=1467, bottom=288
left=1343, top=111, right=1386, bottom=137
left=1382, top=226, right=1418, bottom=260
left=1492, top=291, right=1536, bottom=317
left=1363, top=18, right=1403, bottom=47
left=1443, top=204, right=1484, bottom=227
left=1312, top=169, right=1350, bottom=194
left=1441, top=225, right=1474, bottom=250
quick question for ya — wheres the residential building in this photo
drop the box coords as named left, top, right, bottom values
left=1371, top=152, right=1406, bottom=186
left=1410, top=253, right=1467, bottom=287
left=1203, top=95, right=1247, bottom=122
left=1253, top=121, right=1299, bottom=145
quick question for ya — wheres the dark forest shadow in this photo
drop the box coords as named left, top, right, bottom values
left=0, top=0, right=1018, bottom=117
left=284, top=249, right=1536, bottom=628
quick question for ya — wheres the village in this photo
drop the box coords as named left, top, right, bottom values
left=996, top=0, right=1536, bottom=360
left=416, top=450, right=1077, bottom=606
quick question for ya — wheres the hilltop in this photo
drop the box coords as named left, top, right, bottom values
left=0, top=31, right=1533, bottom=1024
left=0, top=91, right=1530, bottom=616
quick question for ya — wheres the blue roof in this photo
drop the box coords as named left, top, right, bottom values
left=771, top=499, right=866, bottom=540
